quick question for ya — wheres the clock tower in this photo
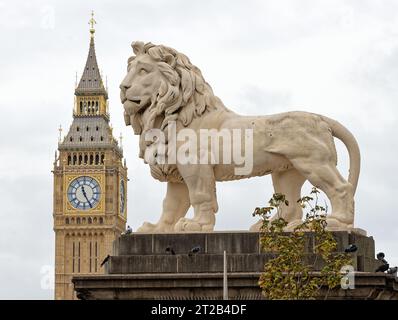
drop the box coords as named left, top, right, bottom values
left=52, top=13, right=127, bottom=300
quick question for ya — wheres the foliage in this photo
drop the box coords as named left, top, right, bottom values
left=253, top=187, right=352, bottom=300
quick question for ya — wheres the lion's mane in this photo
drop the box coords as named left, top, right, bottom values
left=127, top=41, right=225, bottom=136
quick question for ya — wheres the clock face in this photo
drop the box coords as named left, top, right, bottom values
left=120, top=180, right=125, bottom=215
left=67, top=176, right=101, bottom=210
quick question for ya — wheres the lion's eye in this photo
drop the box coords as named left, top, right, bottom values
left=139, top=68, right=148, bottom=75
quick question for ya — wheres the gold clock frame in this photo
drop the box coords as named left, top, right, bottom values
left=64, top=174, right=105, bottom=214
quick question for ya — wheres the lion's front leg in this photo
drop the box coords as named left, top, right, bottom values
left=174, top=164, right=218, bottom=232
left=137, top=181, right=190, bottom=232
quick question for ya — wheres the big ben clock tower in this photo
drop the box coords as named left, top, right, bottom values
left=52, top=13, right=127, bottom=300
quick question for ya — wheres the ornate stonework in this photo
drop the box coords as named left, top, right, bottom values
left=120, top=41, right=361, bottom=233
left=53, top=15, right=127, bottom=300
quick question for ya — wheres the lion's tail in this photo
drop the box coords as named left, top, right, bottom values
left=320, top=115, right=361, bottom=194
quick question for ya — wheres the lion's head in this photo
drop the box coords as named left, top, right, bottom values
left=120, top=41, right=224, bottom=138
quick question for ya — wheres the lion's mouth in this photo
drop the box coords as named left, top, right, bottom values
left=123, top=96, right=151, bottom=115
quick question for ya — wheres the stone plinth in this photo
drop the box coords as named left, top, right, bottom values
left=72, top=231, right=398, bottom=300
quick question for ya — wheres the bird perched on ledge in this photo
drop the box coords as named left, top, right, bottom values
left=188, top=246, right=201, bottom=257
left=375, top=252, right=389, bottom=272
left=165, top=246, right=175, bottom=255
left=345, top=244, right=358, bottom=253
left=100, top=254, right=110, bottom=267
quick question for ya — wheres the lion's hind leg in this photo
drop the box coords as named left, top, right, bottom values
left=290, top=158, right=354, bottom=230
left=271, top=168, right=306, bottom=231
left=249, top=168, right=305, bottom=232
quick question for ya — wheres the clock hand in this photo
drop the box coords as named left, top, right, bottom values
left=81, top=185, right=93, bottom=208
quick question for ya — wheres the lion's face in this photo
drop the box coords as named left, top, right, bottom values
left=120, top=54, right=162, bottom=125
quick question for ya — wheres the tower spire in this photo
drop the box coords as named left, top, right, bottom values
left=74, top=11, right=108, bottom=118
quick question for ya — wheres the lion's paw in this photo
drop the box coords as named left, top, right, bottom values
left=136, top=222, right=157, bottom=233
left=174, top=218, right=202, bottom=232
left=325, top=217, right=352, bottom=231
left=136, top=221, right=174, bottom=233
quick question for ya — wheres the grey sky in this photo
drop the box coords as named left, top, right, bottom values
left=0, top=0, right=397, bottom=299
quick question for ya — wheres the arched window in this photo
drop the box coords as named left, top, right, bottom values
left=99, top=217, right=103, bottom=224
left=80, top=101, right=83, bottom=113
left=65, top=218, right=69, bottom=224
left=84, top=154, right=88, bottom=164
left=77, top=218, right=81, bottom=224
left=90, top=154, right=94, bottom=165
left=76, top=126, right=80, bottom=132
left=69, top=137, right=73, bottom=142
left=67, top=155, right=71, bottom=165
left=101, top=154, right=105, bottom=164
left=90, top=136, right=94, bottom=141
left=78, top=154, right=82, bottom=165
left=79, top=136, right=83, bottom=142
left=95, top=154, right=99, bottom=165
left=88, top=217, right=92, bottom=224
left=73, top=155, right=77, bottom=165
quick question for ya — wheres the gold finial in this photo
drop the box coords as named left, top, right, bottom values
left=89, top=10, right=96, bottom=38
left=58, top=124, right=63, bottom=142
left=119, top=132, right=123, bottom=149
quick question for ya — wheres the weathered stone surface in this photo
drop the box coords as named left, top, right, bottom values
left=73, top=272, right=398, bottom=300
left=73, top=231, right=396, bottom=300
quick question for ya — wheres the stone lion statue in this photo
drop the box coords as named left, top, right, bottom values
left=120, top=41, right=360, bottom=233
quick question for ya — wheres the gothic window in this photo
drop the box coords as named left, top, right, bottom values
left=100, top=136, right=104, bottom=141
left=79, top=136, right=83, bottom=142
left=90, top=136, right=94, bottom=141
left=69, top=137, right=73, bottom=142
left=84, top=154, right=88, bottom=164
left=80, top=101, right=83, bottom=113
left=95, top=242, right=98, bottom=272
left=77, top=126, right=80, bottom=132
left=86, top=126, right=89, bottom=131
left=90, top=154, right=94, bottom=165
left=72, top=241, right=81, bottom=273
left=99, top=217, right=103, bottom=225
left=67, top=155, right=71, bottom=165
left=95, top=154, right=99, bottom=165
left=101, top=154, right=105, bottom=164
left=65, top=218, right=69, bottom=224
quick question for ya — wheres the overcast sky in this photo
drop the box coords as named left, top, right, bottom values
left=1, top=0, right=397, bottom=299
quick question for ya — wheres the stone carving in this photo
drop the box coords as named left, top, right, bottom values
left=120, top=41, right=360, bottom=233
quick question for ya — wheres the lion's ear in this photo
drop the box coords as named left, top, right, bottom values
left=131, top=41, right=145, bottom=55
left=164, top=54, right=176, bottom=68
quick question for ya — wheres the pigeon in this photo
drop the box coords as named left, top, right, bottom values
left=100, top=254, right=110, bottom=267
left=387, top=267, right=397, bottom=275
left=165, top=246, right=175, bottom=255
left=124, top=225, right=132, bottom=235
left=188, top=246, right=201, bottom=256
left=375, top=264, right=390, bottom=273
left=344, top=244, right=358, bottom=253
left=377, top=252, right=386, bottom=260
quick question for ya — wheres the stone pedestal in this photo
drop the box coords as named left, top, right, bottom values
left=72, top=231, right=398, bottom=300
